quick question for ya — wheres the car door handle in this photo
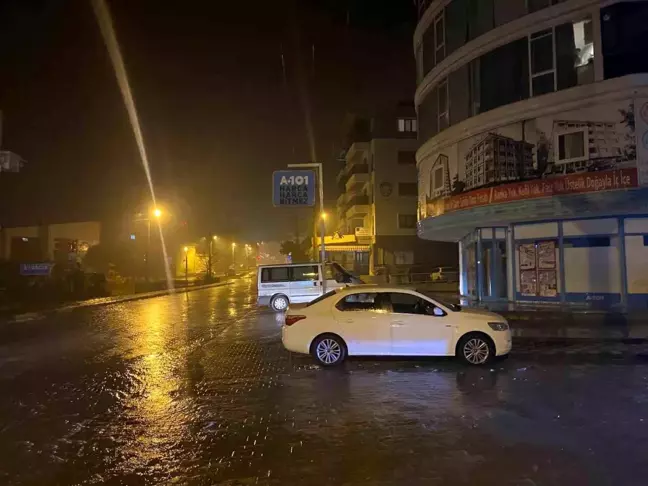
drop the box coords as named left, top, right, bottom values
left=391, top=321, right=406, bottom=327
left=343, top=319, right=354, bottom=324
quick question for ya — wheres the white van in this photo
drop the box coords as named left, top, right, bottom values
left=257, top=262, right=362, bottom=312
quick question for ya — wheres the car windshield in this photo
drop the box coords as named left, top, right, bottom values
left=306, top=290, right=338, bottom=307
left=418, top=291, right=462, bottom=311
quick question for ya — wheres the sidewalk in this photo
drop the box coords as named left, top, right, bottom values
left=421, top=292, right=648, bottom=340
left=3, top=280, right=232, bottom=323
left=486, top=304, right=648, bottom=340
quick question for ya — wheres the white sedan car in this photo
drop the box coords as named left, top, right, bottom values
left=282, top=286, right=511, bottom=366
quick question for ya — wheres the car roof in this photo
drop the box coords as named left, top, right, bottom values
left=335, top=284, right=421, bottom=294
left=257, top=263, right=321, bottom=268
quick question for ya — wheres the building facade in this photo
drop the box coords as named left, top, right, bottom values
left=0, top=222, right=101, bottom=263
left=414, top=0, right=648, bottom=308
left=330, top=105, right=457, bottom=277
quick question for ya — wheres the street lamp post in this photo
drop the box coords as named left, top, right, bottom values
left=287, top=163, right=325, bottom=265
left=183, top=246, right=189, bottom=286
left=208, top=235, right=217, bottom=280
left=288, top=162, right=326, bottom=294
left=142, top=208, right=162, bottom=282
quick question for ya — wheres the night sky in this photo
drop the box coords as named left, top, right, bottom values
left=0, top=0, right=415, bottom=241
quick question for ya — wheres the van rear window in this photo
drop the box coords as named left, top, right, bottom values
left=261, top=267, right=290, bottom=283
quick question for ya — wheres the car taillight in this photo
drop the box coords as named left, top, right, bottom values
left=285, top=315, right=306, bottom=326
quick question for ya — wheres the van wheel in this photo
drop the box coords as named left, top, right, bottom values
left=270, top=294, right=289, bottom=312
left=457, top=333, right=494, bottom=366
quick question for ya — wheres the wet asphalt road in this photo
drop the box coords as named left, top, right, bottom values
left=1, top=278, right=648, bottom=485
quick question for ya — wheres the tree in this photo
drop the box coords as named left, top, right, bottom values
left=279, top=238, right=310, bottom=262
left=83, top=243, right=138, bottom=278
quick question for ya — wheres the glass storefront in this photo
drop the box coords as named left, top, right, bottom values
left=461, top=227, right=508, bottom=302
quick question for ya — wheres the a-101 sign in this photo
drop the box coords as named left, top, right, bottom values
left=272, top=169, right=316, bottom=207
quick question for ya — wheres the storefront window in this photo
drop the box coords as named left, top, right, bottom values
left=466, top=241, right=477, bottom=297
left=480, top=239, right=493, bottom=298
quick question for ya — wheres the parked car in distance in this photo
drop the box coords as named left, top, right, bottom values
left=282, top=286, right=511, bottom=366
left=430, top=266, right=459, bottom=282
left=257, top=262, right=362, bottom=312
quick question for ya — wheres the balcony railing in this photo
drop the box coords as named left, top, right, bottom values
left=337, top=163, right=370, bottom=188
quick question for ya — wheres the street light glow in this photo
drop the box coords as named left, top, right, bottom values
left=153, top=208, right=162, bottom=218
left=183, top=246, right=189, bottom=252
left=232, top=242, right=236, bottom=248
left=320, top=212, right=328, bottom=220
left=213, top=235, right=218, bottom=240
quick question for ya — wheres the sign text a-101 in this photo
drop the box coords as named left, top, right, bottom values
left=272, top=169, right=316, bottom=207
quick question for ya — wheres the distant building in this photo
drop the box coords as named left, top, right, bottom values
left=329, top=103, right=456, bottom=276
left=0, top=221, right=101, bottom=263
left=464, top=134, right=534, bottom=191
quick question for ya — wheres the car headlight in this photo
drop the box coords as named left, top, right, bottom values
left=488, top=321, right=509, bottom=331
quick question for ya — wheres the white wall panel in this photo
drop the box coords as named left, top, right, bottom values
left=562, top=218, right=618, bottom=236
left=514, top=222, right=558, bottom=240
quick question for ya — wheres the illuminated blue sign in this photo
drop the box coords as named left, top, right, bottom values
left=273, top=170, right=316, bottom=207
left=20, top=263, right=52, bottom=276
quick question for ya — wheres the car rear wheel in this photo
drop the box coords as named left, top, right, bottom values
left=457, top=333, right=494, bottom=366
left=270, top=294, right=289, bottom=312
left=311, top=334, right=347, bottom=366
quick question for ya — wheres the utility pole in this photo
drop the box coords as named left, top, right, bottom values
left=208, top=234, right=213, bottom=280
left=288, top=162, right=326, bottom=293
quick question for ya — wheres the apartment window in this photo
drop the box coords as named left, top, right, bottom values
left=434, top=12, right=446, bottom=65
left=556, top=18, right=594, bottom=89
left=557, top=129, right=587, bottom=163
left=398, top=214, right=418, bottom=229
left=397, top=151, right=417, bottom=165
left=446, top=0, right=468, bottom=55
left=480, top=38, right=529, bottom=113
left=415, top=42, right=424, bottom=82
left=394, top=251, right=415, bottom=265
left=527, top=0, right=565, bottom=14
left=438, top=79, right=449, bottom=131
left=530, top=29, right=556, bottom=96
left=601, top=2, right=648, bottom=80
left=494, top=0, right=527, bottom=26
left=398, top=118, right=417, bottom=133
left=398, top=183, right=418, bottom=196
left=468, top=0, right=494, bottom=40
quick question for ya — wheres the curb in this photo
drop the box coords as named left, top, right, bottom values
left=3, top=280, right=232, bottom=324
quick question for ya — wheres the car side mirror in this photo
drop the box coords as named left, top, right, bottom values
left=426, top=305, right=444, bottom=317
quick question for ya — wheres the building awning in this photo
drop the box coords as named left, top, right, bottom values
left=324, top=245, right=371, bottom=252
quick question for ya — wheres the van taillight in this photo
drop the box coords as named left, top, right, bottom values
left=285, top=315, right=306, bottom=326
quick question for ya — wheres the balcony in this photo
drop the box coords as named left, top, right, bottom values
left=345, top=195, right=370, bottom=219
left=345, top=172, right=370, bottom=192
left=336, top=192, right=347, bottom=209
left=337, top=142, right=370, bottom=184
left=337, top=163, right=370, bottom=189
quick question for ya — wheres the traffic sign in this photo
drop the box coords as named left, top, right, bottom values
left=273, top=170, right=316, bottom=207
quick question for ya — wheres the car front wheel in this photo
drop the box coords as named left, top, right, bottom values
left=311, top=334, right=347, bottom=366
left=457, top=333, right=494, bottom=366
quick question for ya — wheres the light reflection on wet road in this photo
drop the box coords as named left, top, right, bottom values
left=1, top=278, right=648, bottom=485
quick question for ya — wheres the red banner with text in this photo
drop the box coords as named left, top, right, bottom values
left=426, top=168, right=638, bottom=218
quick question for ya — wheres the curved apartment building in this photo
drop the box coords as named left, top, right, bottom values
left=414, top=0, right=648, bottom=308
